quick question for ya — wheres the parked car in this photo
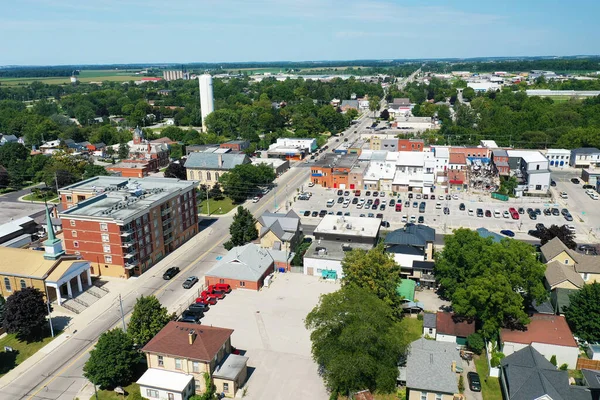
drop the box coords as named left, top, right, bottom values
left=503, top=210, right=510, bottom=218
left=373, top=191, right=379, bottom=197
left=528, top=229, right=543, bottom=238
left=564, top=213, right=573, bottom=221
left=551, top=180, right=556, bottom=186
left=418, top=216, right=424, bottom=224
left=376, top=213, right=384, bottom=219
left=311, top=211, right=318, bottom=217
left=163, top=267, right=180, bottom=280
left=365, top=191, right=371, bottom=196
left=381, top=221, right=390, bottom=228
left=528, top=212, right=537, bottom=220
left=443, top=207, right=450, bottom=215
left=543, top=208, right=551, bottom=216
left=500, top=230, right=515, bottom=237
left=180, top=310, right=203, bottom=323
left=352, top=197, right=359, bottom=204
left=571, top=178, right=580, bottom=184
left=209, top=283, right=232, bottom=293
left=182, top=276, right=199, bottom=289
left=303, top=210, right=310, bottom=217
left=319, top=210, right=327, bottom=217
left=552, top=208, right=560, bottom=216
left=560, top=192, right=568, bottom=199
left=459, top=203, right=466, bottom=211
left=467, top=372, right=481, bottom=392
left=337, top=197, right=344, bottom=204
left=534, top=208, right=541, bottom=215
left=252, top=196, right=260, bottom=203
left=389, top=199, right=396, bottom=206
left=485, top=210, right=492, bottom=218
left=583, top=184, right=594, bottom=189
left=188, top=303, right=209, bottom=312
left=476, top=208, right=484, bottom=217
left=308, top=182, right=315, bottom=187
left=518, top=207, right=525, bottom=214
left=536, top=223, right=546, bottom=231
left=337, top=189, right=343, bottom=196
left=430, top=194, right=435, bottom=200
left=344, top=191, right=350, bottom=196
left=196, top=296, right=217, bottom=305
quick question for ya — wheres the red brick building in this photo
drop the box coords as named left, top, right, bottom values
left=106, top=159, right=158, bottom=178
left=205, top=244, right=274, bottom=291
left=492, top=149, right=510, bottom=176
left=219, top=140, right=250, bottom=152
left=398, top=139, right=424, bottom=152
left=58, top=176, right=197, bottom=278
left=310, top=153, right=358, bottom=189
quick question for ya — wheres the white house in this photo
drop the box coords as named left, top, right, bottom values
left=273, top=138, right=317, bottom=153
left=544, top=149, right=570, bottom=169
left=432, top=146, right=450, bottom=174
left=137, top=368, right=195, bottom=400
left=500, top=314, right=579, bottom=369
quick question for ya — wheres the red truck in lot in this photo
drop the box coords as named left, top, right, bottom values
left=209, top=283, right=232, bottom=293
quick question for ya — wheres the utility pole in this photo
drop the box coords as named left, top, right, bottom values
left=206, top=190, right=210, bottom=216
left=119, top=294, right=126, bottom=332
left=274, top=185, right=278, bottom=210
left=285, top=184, right=289, bottom=211
left=54, top=172, right=60, bottom=194
left=44, top=285, right=55, bottom=338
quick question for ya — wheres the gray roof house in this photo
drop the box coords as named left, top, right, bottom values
left=255, top=210, right=301, bottom=251
left=422, top=312, right=437, bottom=338
left=340, top=100, right=359, bottom=110
left=403, top=338, right=461, bottom=398
left=500, top=346, right=591, bottom=400
left=185, top=152, right=251, bottom=170
left=0, top=134, right=19, bottom=145
left=205, top=243, right=274, bottom=290
left=385, top=224, right=435, bottom=247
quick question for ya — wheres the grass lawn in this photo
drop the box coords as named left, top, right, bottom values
left=401, top=317, right=423, bottom=342
left=197, top=197, right=237, bottom=215
left=91, top=383, right=141, bottom=400
left=474, top=355, right=503, bottom=400
left=0, top=332, right=59, bottom=377
left=21, top=193, right=59, bottom=203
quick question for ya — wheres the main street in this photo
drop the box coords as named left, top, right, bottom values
left=0, top=109, right=376, bottom=400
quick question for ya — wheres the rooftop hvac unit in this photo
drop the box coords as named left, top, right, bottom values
left=346, top=224, right=352, bottom=229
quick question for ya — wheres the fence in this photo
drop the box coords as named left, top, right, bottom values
left=576, top=357, right=600, bottom=370
left=171, top=283, right=207, bottom=317
left=485, top=341, right=500, bottom=378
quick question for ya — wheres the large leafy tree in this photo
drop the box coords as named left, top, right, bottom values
left=118, top=143, right=130, bottom=159
left=539, top=224, right=577, bottom=250
left=163, top=161, right=187, bottom=180
left=435, top=228, right=547, bottom=338
left=2, top=287, right=49, bottom=341
left=369, top=95, right=381, bottom=117
left=219, top=163, right=276, bottom=203
left=128, top=295, right=173, bottom=347
left=0, top=295, right=5, bottom=326
left=83, top=328, right=142, bottom=389
left=305, top=286, right=408, bottom=395
left=341, top=244, right=402, bottom=318
left=565, top=282, right=600, bottom=343
left=83, top=164, right=109, bottom=180
left=224, top=206, right=258, bottom=250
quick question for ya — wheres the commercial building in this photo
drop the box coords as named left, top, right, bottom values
left=398, top=139, right=424, bottom=152
left=251, top=158, right=289, bottom=176
left=310, top=153, right=358, bottom=189
left=59, top=176, right=197, bottom=278
left=303, top=215, right=380, bottom=278
left=140, top=321, right=247, bottom=398
left=106, top=160, right=157, bottom=178
left=544, top=149, right=571, bottom=168
left=185, top=152, right=251, bottom=188
left=109, top=127, right=170, bottom=168
left=163, top=70, right=189, bottom=81
left=198, top=74, right=215, bottom=132
left=370, top=136, right=398, bottom=152
left=492, top=149, right=510, bottom=176
left=267, top=138, right=317, bottom=160
left=205, top=243, right=274, bottom=291
left=570, top=147, right=600, bottom=168
left=507, top=150, right=551, bottom=195
left=384, top=224, right=435, bottom=287
left=0, top=216, right=38, bottom=248
left=391, top=152, right=435, bottom=192
left=219, top=140, right=250, bottom=152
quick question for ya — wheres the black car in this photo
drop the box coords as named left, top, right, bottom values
left=500, top=229, right=515, bottom=237
left=528, top=229, right=543, bottom=238
left=443, top=207, right=450, bottom=215
left=319, top=210, right=327, bottom=217
left=368, top=213, right=375, bottom=218
left=534, top=208, right=541, bottom=215
left=344, top=191, right=350, bottom=196
left=389, top=199, right=396, bottom=206
left=336, top=211, right=343, bottom=216
left=561, top=208, right=570, bottom=216
left=408, top=193, right=413, bottom=199
left=583, top=184, right=594, bottom=189
left=311, top=211, right=318, bottom=217
left=163, top=266, right=180, bottom=280
left=337, top=197, right=344, bottom=203
left=552, top=208, right=560, bottom=216
left=459, top=203, right=466, bottom=211
left=376, top=213, right=384, bottom=219
left=551, top=180, right=557, bottom=187
left=571, top=178, right=580, bottom=184
left=379, top=205, right=386, bottom=211
left=526, top=208, right=534, bottom=215
left=418, top=216, right=424, bottom=223
left=528, top=212, right=537, bottom=220
left=536, top=223, right=546, bottom=231
left=303, top=210, right=310, bottom=217
left=518, top=207, right=525, bottom=214
left=467, top=372, right=481, bottom=392
left=352, top=197, right=359, bottom=204
left=188, top=303, right=209, bottom=312
left=365, top=191, right=371, bottom=196
left=543, top=208, right=551, bottom=216
left=476, top=208, right=484, bottom=217
left=180, top=310, right=202, bottom=323
left=373, top=191, right=379, bottom=197
left=371, top=204, right=378, bottom=210
left=564, top=213, right=573, bottom=221
left=182, top=276, right=199, bottom=289
left=337, top=189, right=343, bottom=196
left=381, top=221, right=390, bottom=228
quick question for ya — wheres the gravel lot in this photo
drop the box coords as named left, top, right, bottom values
left=200, top=273, right=339, bottom=400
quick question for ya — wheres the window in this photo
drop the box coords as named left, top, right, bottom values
left=168, top=394, right=174, bottom=400
left=565, top=259, right=569, bottom=265
left=73, top=241, right=79, bottom=248
left=420, top=393, right=427, bottom=400
left=104, top=255, right=112, bottom=263
left=219, top=279, right=224, bottom=284
left=223, top=383, right=229, bottom=393
left=435, top=394, right=443, bottom=400
left=4, top=278, right=11, bottom=292
left=71, top=230, right=77, bottom=237
left=206, top=172, right=211, bottom=181
left=146, top=389, right=159, bottom=398
left=103, top=244, right=111, bottom=253
left=175, top=358, right=182, bottom=370
left=240, top=281, right=245, bottom=287
left=157, top=355, right=164, bottom=366
left=20, top=279, right=26, bottom=290
left=69, top=219, right=76, bottom=227
left=192, top=361, right=200, bottom=373
left=428, top=328, right=433, bottom=334
left=584, top=273, right=589, bottom=281
left=101, top=234, right=109, bottom=242
left=66, top=195, right=72, bottom=202
left=100, top=223, right=108, bottom=231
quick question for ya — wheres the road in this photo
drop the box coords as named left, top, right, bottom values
left=0, top=108, right=371, bottom=400
left=397, top=67, right=421, bottom=91
left=0, top=182, right=45, bottom=203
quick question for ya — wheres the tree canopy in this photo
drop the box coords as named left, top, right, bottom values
left=539, top=224, right=577, bottom=249
left=127, top=295, right=173, bottom=347
left=341, top=244, right=403, bottom=319
left=305, top=286, right=409, bottom=395
left=565, top=282, right=600, bottom=343
left=83, top=328, right=142, bottom=389
left=223, top=206, right=258, bottom=250
left=435, top=228, right=547, bottom=337
left=219, top=163, right=276, bottom=203
left=2, top=287, right=49, bottom=341
left=163, top=161, right=187, bottom=180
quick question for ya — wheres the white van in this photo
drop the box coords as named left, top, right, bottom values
left=468, top=209, right=474, bottom=216
left=326, top=199, right=335, bottom=207
left=494, top=209, right=501, bottom=218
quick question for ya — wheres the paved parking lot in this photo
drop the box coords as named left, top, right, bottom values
left=201, top=273, right=339, bottom=400
left=414, top=288, right=451, bottom=312
left=289, top=169, right=600, bottom=244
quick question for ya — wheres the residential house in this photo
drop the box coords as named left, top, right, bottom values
left=139, top=321, right=248, bottom=398
left=0, top=134, right=19, bottom=146
left=550, top=288, right=578, bottom=315
left=541, top=237, right=600, bottom=287
left=185, top=152, right=251, bottom=188
left=435, top=312, right=475, bottom=345
left=384, top=224, right=435, bottom=287
left=570, top=148, right=600, bottom=168
left=204, top=243, right=274, bottom=291
left=255, top=210, right=301, bottom=253
left=499, top=345, right=592, bottom=400
left=40, top=139, right=62, bottom=154
left=340, top=100, right=359, bottom=112
left=422, top=313, right=437, bottom=338
left=303, top=216, right=380, bottom=279
left=389, top=98, right=412, bottom=115
left=403, top=338, right=462, bottom=400
left=500, top=314, right=579, bottom=368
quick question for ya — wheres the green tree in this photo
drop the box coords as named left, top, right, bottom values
left=219, top=163, right=276, bottom=203
left=346, top=108, right=359, bottom=121
left=435, top=229, right=547, bottom=338
left=118, top=143, right=130, bottom=159
left=0, top=295, right=5, bottom=326
left=305, top=286, right=409, bottom=395
left=83, top=164, right=109, bottom=180
left=539, top=225, right=576, bottom=249
left=462, top=87, right=476, bottom=102
left=209, top=182, right=224, bottom=201
left=83, top=328, right=142, bottom=389
left=164, top=162, right=187, bottom=180
left=2, top=287, right=49, bottom=341
left=369, top=95, right=381, bottom=117
left=467, top=333, right=484, bottom=355
left=223, top=206, right=258, bottom=250
left=458, top=375, right=465, bottom=393
left=341, top=244, right=402, bottom=318
left=564, top=282, right=600, bottom=343
left=127, top=296, right=173, bottom=347
left=499, top=176, right=518, bottom=196
left=550, top=355, right=557, bottom=366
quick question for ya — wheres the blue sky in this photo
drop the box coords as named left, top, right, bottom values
left=1, top=0, right=599, bottom=65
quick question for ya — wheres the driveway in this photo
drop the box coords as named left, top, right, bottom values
left=414, top=288, right=451, bottom=313
left=462, top=357, right=483, bottom=400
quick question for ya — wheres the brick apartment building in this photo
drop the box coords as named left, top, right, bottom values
left=59, top=176, right=197, bottom=278
left=310, top=153, right=358, bottom=189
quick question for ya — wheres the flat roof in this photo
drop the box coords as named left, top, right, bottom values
left=251, top=158, right=287, bottom=168
left=314, top=153, right=358, bottom=169
left=59, top=177, right=194, bottom=223
left=305, top=240, right=374, bottom=261
left=137, top=368, right=193, bottom=392
left=315, top=215, right=381, bottom=238
left=212, top=354, right=249, bottom=381
left=507, top=150, right=548, bottom=163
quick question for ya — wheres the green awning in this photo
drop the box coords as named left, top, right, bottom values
left=396, top=279, right=416, bottom=302
left=321, top=270, right=338, bottom=279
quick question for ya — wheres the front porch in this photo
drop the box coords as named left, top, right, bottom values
left=44, top=261, right=93, bottom=306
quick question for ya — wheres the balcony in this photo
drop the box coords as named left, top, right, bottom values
left=164, top=235, right=174, bottom=245
left=124, top=252, right=136, bottom=259
left=163, top=226, right=173, bottom=236
left=161, top=207, right=172, bottom=216
left=120, top=229, right=134, bottom=237
left=161, top=214, right=173, bottom=223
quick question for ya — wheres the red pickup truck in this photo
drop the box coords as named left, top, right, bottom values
left=208, top=284, right=232, bottom=293
left=195, top=296, right=217, bottom=305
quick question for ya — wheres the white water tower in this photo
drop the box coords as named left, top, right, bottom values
left=198, top=74, right=214, bottom=132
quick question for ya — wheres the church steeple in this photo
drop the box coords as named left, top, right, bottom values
left=43, top=206, right=64, bottom=260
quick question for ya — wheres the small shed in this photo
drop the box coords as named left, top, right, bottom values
left=588, top=344, right=600, bottom=361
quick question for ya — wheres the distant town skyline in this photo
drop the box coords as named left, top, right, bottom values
left=2, top=0, right=599, bottom=65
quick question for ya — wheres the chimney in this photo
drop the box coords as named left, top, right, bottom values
left=451, top=360, right=456, bottom=372
left=217, top=154, right=223, bottom=168
left=188, top=330, right=196, bottom=345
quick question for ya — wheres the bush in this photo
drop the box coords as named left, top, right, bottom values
left=550, top=355, right=557, bottom=366
left=490, top=352, right=505, bottom=368
left=458, top=375, right=465, bottom=393
left=417, top=313, right=424, bottom=321
left=559, top=363, right=568, bottom=370
left=467, top=333, right=485, bottom=355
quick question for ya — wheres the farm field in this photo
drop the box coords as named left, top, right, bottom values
left=0, top=69, right=143, bottom=86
